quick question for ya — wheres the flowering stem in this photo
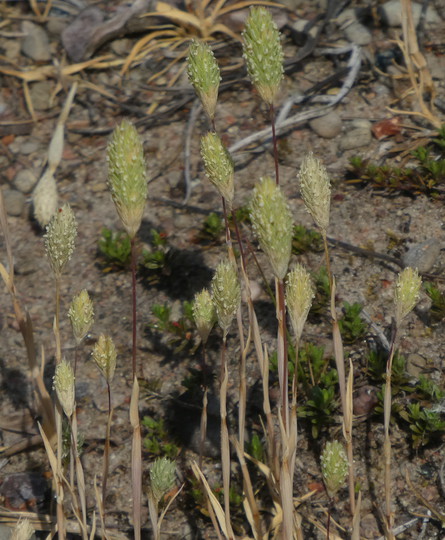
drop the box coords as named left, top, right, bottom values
left=131, top=237, right=137, bottom=379
left=102, top=381, right=112, bottom=509
left=220, top=336, right=233, bottom=539
left=276, top=278, right=288, bottom=431
left=270, top=103, right=280, bottom=186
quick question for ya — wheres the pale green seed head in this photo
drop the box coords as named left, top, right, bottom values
left=44, top=204, right=77, bottom=278
left=68, top=289, right=94, bottom=345
left=201, top=132, right=234, bottom=209
left=211, top=261, right=241, bottom=337
left=320, top=440, right=348, bottom=498
left=53, top=360, right=75, bottom=418
left=92, top=334, right=117, bottom=384
left=149, top=456, right=176, bottom=504
left=249, top=176, right=293, bottom=280
left=286, top=264, right=314, bottom=341
left=394, top=267, right=422, bottom=327
left=107, top=120, right=147, bottom=239
left=187, top=40, right=221, bottom=120
left=193, top=288, right=216, bottom=343
left=242, top=7, right=284, bottom=105
left=298, top=152, right=331, bottom=234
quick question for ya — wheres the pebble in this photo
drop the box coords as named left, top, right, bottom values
left=380, top=1, right=441, bottom=27
left=344, top=21, right=372, bottom=46
left=402, top=239, right=441, bottom=273
left=339, top=124, right=372, bottom=151
left=3, top=188, right=26, bottom=217
left=110, top=38, right=132, bottom=56
left=291, top=19, right=318, bottom=39
left=20, top=139, right=40, bottom=155
left=406, top=353, right=427, bottom=379
left=13, top=169, right=38, bottom=193
left=29, top=81, right=54, bottom=111
left=309, top=111, right=342, bottom=139
left=21, top=21, right=51, bottom=62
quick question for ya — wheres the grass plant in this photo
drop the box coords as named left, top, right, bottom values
left=1, top=6, right=444, bottom=540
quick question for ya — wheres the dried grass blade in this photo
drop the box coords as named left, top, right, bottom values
left=191, top=462, right=229, bottom=538
left=130, top=377, right=142, bottom=540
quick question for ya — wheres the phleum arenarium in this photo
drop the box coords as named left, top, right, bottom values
left=107, top=120, right=147, bottom=239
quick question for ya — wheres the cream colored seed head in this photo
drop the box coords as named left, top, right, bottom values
left=394, top=267, right=422, bottom=327
left=53, top=360, right=75, bottom=418
left=298, top=152, right=331, bottom=234
left=44, top=203, right=77, bottom=278
left=249, top=176, right=293, bottom=280
left=187, top=40, right=221, bottom=121
left=211, top=261, right=241, bottom=337
left=320, top=440, right=348, bottom=498
left=149, top=456, right=176, bottom=504
left=68, top=289, right=94, bottom=345
left=200, top=132, right=234, bottom=209
left=193, top=288, right=216, bottom=343
left=92, top=334, right=117, bottom=384
left=107, top=120, right=147, bottom=239
left=286, top=264, right=314, bottom=341
left=242, top=7, right=284, bottom=105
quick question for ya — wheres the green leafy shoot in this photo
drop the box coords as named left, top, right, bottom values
left=142, top=416, right=179, bottom=459
left=416, top=374, right=445, bottom=402
left=298, top=386, right=337, bottom=438
left=424, top=281, right=445, bottom=323
left=310, top=266, right=331, bottom=316
left=367, top=349, right=411, bottom=392
left=292, top=225, right=323, bottom=255
left=150, top=301, right=197, bottom=353
left=196, top=212, right=224, bottom=244
left=247, top=433, right=264, bottom=462
left=141, top=229, right=169, bottom=276
left=98, top=227, right=131, bottom=269
left=400, top=403, right=445, bottom=449
left=338, top=302, right=368, bottom=344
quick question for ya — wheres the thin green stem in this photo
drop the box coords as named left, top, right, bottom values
left=131, top=237, right=137, bottom=379
left=276, top=278, right=288, bottom=431
left=102, top=382, right=112, bottom=509
left=270, top=103, right=280, bottom=186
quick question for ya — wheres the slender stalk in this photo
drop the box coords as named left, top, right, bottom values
left=384, top=331, right=397, bottom=532
left=102, top=382, right=113, bottom=508
left=131, top=238, right=137, bottom=379
left=71, top=411, right=87, bottom=539
left=220, top=337, right=233, bottom=539
left=270, top=103, right=280, bottom=186
left=276, top=278, right=288, bottom=431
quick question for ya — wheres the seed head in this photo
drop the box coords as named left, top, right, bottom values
left=92, top=334, right=117, bottom=385
left=33, top=169, right=58, bottom=227
left=249, top=176, right=293, bottom=280
left=149, top=456, right=176, bottom=504
left=107, top=120, right=147, bottom=239
left=187, top=40, right=221, bottom=120
left=201, top=132, right=234, bottom=209
left=242, top=7, right=284, bottom=105
left=211, top=261, right=241, bottom=337
left=68, top=289, right=94, bottom=345
left=286, top=264, right=314, bottom=341
left=298, top=152, right=331, bottom=234
left=320, top=440, right=348, bottom=498
left=394, top=267, right=422, bottom=327
left=53, top=360, right=75, bottom=418
left=44, top=204, right=77, bottom=278
left=193, top=289, right=216, bottom=343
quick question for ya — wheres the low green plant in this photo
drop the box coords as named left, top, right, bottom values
left=142, top=416, right=179, bottom=459
left=196, top=212, right=224, bottom=244
left=141, top=229, right=169, bottom=276
left=247, top=433, right=264, bottom=462
left=416, top=374, right=445, bottom=402
left=338, top=301, right=368, bottom=344
left=299, top=386, right=337, bottom=438
left=310, top=266, right=331, bottom=316
left=424, top=281, right=445, bottom=323
left=367, top=349, right=411, bottom=392
left=150, top=301, right=197, bottom=353
left=400, top=402, right=445, bottom=449
left=98, top=227, right=132, bottom=268
left=292, top=225, right=323, bottom=254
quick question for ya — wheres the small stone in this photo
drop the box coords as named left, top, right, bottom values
left=291, top=19, right=318, bottom=39
left=110, top=38, right=132, bottom=56
left=339, top=126, right=372, bottom=151
left=309, top=111, right=342, bottom=139
left=21, top=21, right=51, bottom=62
left=20, top=139, right=40, bottom=155
left=380, top=1, right=441, bottom=27
left=3, top=188, right=26, bottom=217
left=406, top=353, right=427, bottom=379
left=29, top=81, right=54, bottom=111
left=402, top=239, right=441, bottom=273
left=344, top=21, right=372, bottom=46
left=46, top=18, right=68, bottom=36
left=13, top=169, right=38, bottom=193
